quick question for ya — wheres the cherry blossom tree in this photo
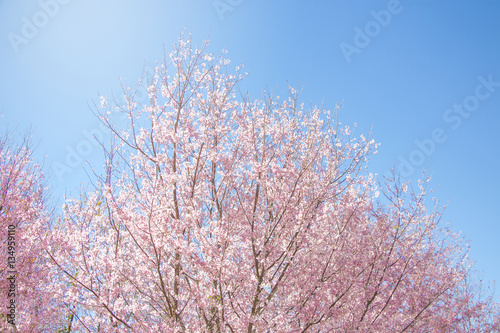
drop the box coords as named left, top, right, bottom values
left=49, top=36, right=500, bottom=332
left=0, top=131, right=69, bottom=332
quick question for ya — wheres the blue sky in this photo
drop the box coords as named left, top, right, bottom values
left=1, top=1, right=499, bottom=286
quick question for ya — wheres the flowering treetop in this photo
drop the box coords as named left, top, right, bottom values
left=44, top=36, right=500, bottom=332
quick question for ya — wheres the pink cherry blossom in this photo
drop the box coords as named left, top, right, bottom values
left=47, top=36, right=500, bottom=332
left=0, top=133, right=69, bottom=332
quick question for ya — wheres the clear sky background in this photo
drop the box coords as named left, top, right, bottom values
left=1, top=1, right=499, bottom=287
